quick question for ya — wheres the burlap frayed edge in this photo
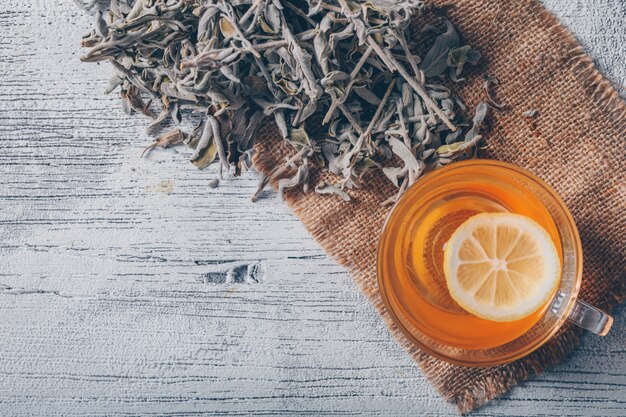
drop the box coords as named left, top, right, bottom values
left=252, top=1, right=625, bottom=414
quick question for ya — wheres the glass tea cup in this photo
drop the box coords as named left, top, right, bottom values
left=377, top=160, right=613, bottom=367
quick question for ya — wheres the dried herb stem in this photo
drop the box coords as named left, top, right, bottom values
left=323, top=44, right=374, bottom=124
left=348, top=78, right=396, bottom=163
left=385, top=52, right=457, bottom=131
left=338, top=103, right=364, bottom=135
left=251, top=146, right=311, bottom=202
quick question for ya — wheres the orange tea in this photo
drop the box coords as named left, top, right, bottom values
left=378, top=162, right=562, bottom=350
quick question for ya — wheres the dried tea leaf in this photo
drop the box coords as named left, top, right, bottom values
left=278, top=164, right=309, bottom=200
left=121, top=85, right=155, bottom=119
left=94, top=10, right=109, bottom=38
left=382, top=166, right=404, bottom=187
left=219, top=18, right=237, bottom=38
left=447, top=45, right=481, bottom=76
left=321, top=143, right=342, bottom=175
left=287, top=124, right=312, bottom=150
left=315, top=181, right=351, bottom=201
left=422, top=20, right=459, bottom=77
left=189, top=118, right=220, bottom=169
left=465, top=102, right=489, bottom=142
left=74, top=0, right=97, bottom=11
left=104, top=74, right=123, bottom=95
left=120, top=90, right=134, bottom=115
left=274, top=110, right=289, bottom=138
left=354, top=157, right=379, bottom=178
left=436, top=142, right=464, bottom=155
left=484, top=75, right=504, bottom=109
left=436, top=134, right=481, bottom=157
left=444, top=128, right=463, bottom=144
left=208, top=178, right=220, bottom=188
left=146, top=107, right=170, bottom=135
left=353, top=84, right=382, bottom=106
left=141, top=128, right=185, bottom=158
left=192, top=139, right=218, bottom=169
left=388, top=137, right=421, bottom=172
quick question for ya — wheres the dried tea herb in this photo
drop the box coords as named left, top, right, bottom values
left=81, top=0, right=487, bottom=202
left=141, top=127, right=186, bottom=157
left=483, top=75, right=504, bottom=109
left=208, top=178, right=220, bottom=188
left=522, top=109, right=539, bottom=118
left=315, top=181, right=351, bottom=202
left=74, top=0, right=98, bottom=11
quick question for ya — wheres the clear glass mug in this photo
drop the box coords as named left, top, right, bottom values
left=377, top=160, right=613, bottom=367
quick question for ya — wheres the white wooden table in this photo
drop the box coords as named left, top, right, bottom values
left=0, top=1, right=624, bottom=415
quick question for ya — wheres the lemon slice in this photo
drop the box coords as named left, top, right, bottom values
left=443, top=213, right=561, bottom=322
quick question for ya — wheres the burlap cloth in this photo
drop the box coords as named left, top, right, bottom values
left=253, top=0, right=626, bottom=413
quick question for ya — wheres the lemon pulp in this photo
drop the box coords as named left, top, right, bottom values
left=443, top=213, right=561, bottom=322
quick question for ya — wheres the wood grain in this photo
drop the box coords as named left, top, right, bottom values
left=0, top=0, right=624, bottom=415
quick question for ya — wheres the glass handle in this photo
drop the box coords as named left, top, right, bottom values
left=566, top=299, right=613, bottom=336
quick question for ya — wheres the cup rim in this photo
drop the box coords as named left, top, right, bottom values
left=377, top=159, right=583, bottom=367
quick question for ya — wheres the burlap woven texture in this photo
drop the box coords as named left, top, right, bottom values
left=253, top=0, right=626, bottom=413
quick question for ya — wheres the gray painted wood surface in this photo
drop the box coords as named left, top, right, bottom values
left=0, top=1, right=624, bottom=415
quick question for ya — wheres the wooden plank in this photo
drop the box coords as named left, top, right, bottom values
left=0, top=0, right=623, bottom=415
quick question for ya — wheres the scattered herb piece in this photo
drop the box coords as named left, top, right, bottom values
left=483, top=76, right=504, bottom=109
left=523, top=109, right=539, bottom=118
left=208, top=178, right=220, bottom=188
